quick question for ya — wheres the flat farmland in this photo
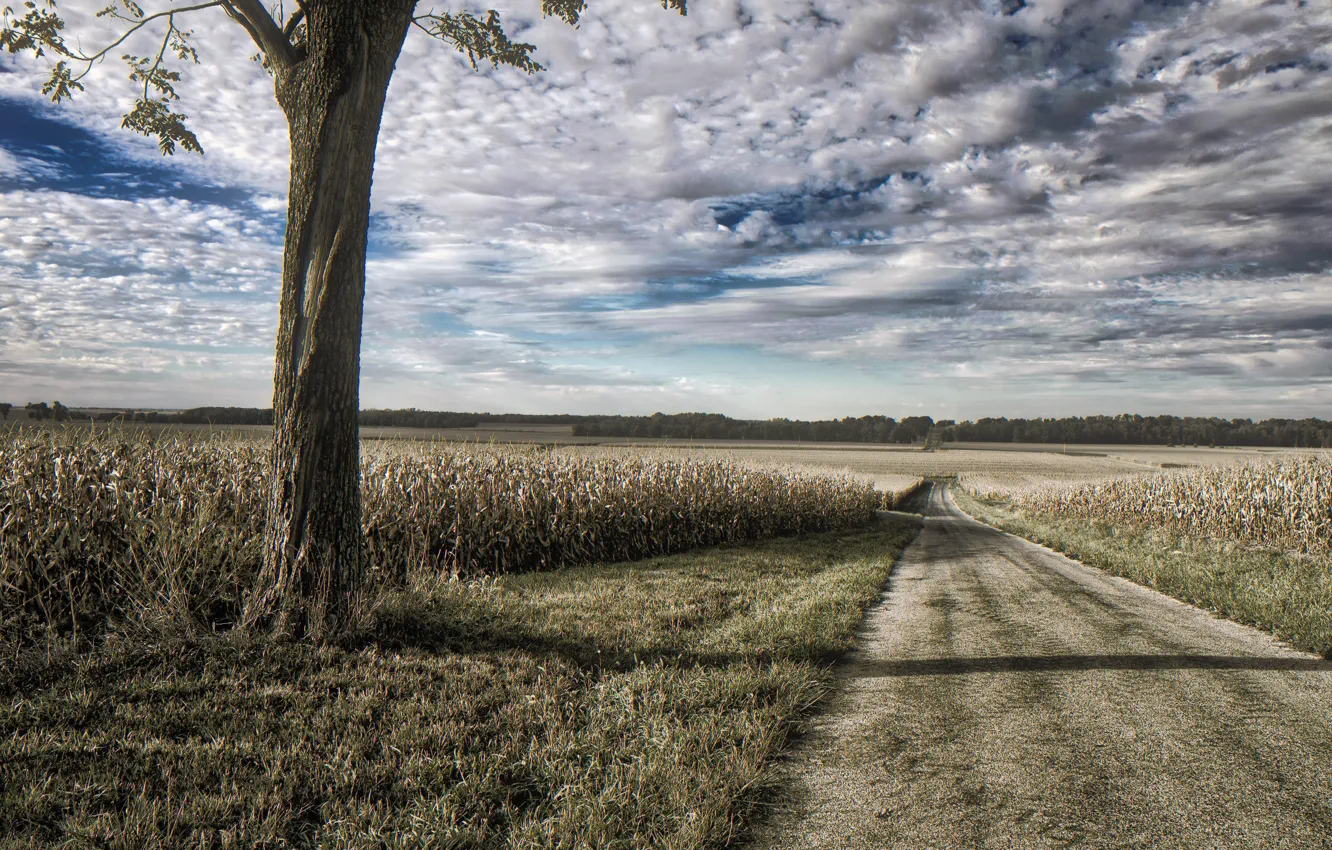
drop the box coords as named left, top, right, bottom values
left=2, top=416, right=597, bottom=445
left=390, top=439, right=1322, bottom=486
left=4, top=423, right=1329, bottom=847
left=6, top=419, right=1303, bottom=493
left=948, top=440, right=1320, bottom=468
left=564, top=443, right=1154, bottom=494
left=954, top=448, right=1332, bottom=659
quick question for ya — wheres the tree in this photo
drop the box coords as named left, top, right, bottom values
left=0, top=403, right=10, bottom=420
left=3, top=0, right=686, bottom=640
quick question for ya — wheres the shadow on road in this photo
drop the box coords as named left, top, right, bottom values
left=852, top=654, right=1332, bottom=676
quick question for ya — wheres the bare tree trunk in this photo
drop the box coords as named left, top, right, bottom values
left=242, top=2, right=415, bottom=641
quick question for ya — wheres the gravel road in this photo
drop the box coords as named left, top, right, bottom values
left=753, top=482, right=1332, bottom=849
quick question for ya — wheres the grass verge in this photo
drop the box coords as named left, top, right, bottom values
left=952, top=487, right=1332, bottom=658
left=1, top=514, right=921, bottom=849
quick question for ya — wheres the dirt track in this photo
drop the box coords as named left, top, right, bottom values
left=754, top=483, right=1332, bottom=849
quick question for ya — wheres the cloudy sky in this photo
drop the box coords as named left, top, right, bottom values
left=2, top=0, right=1330, bottom=420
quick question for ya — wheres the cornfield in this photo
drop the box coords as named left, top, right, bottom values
left=955, top=472, right=1144, bottom=502
left=962, top=456, right=1332, bottom=556
left=879, top=476, right=926, bottom=510
left=0, top=430, right=878, bottom=648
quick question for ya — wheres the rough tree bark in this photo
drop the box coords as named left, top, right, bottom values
left=241, top=1, right=416, bottom=640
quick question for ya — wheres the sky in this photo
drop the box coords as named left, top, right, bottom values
left=1, top=0, right=1330, bottom=421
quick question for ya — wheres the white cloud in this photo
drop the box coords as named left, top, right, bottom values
left=2, top=0, right=1331, bottom=416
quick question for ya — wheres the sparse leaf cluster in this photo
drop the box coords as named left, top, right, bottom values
left=2, top=0, right=211, bottom=153
left=0, top=0, right=67, bottom=57
left=413, top=9, right=543, bottom=73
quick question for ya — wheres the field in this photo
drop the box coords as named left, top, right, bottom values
left=0, top=514, right=923, bottom=849
left=0, top=429, right=881, bottom=652
left=4, top=423, right=1328, bottom=845
left=8, top=422, right=1310, bottom=656
left=961, top=455, right=1331, bottom=556
left=0, top=426, right=933, bottom=848
left=946, top=440, right=1307, bottom=467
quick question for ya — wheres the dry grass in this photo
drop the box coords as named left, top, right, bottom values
left=954, top=488, right=1332, bottom=658
left=0, top=515, right=923, bottom=849
left=954, top=455, right=1332, bottom=658
left=956, top=471, right=1148, bottom=502
left=962, top=456, right=1332, bottom=557
left=1, top=429, right=877, bottom=652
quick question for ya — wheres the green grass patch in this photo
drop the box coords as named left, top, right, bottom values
left=0, top=514, right=921, bottom=849
left=952, top=488, right=1332, bottom=658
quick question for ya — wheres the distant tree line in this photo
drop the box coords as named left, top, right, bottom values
left=358, top=409, right=589, bottom=429
left=22, top=402, right=73, bottom=422
left=572, top=412, right=939, bottom=443
left=11, top=403, right=274, bottom=425
left=949, top=415, right=1332, bottom=448
left=5, top=404, right=1330, bottom=447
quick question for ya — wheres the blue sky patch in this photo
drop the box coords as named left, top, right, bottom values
left=709, top=173, right=905, bottom=231
left=0, top=98, right=257, bottom=211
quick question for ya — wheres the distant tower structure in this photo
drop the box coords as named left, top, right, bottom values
left=923, top=424, right=946, bottom=452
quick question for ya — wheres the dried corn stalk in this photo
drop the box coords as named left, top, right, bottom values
left=1, top=430, right=878, bottom=646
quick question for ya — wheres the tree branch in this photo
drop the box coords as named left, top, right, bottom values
left=282, top=5, right=304, bottom=40
left=144, top=16, right=173, bottom=100
left=220, top=0, right=296, bottom=69
left=35, top=1, right=222, bottom=78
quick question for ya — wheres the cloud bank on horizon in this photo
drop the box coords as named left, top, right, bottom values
left=1, top=0, right=1329, bottom=420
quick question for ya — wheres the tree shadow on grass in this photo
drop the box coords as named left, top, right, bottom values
left=4, top=514, right=922, bottom=695
left=357, top=516, right=924, bottom=674
left=358, top=593, right=751, bottom=676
